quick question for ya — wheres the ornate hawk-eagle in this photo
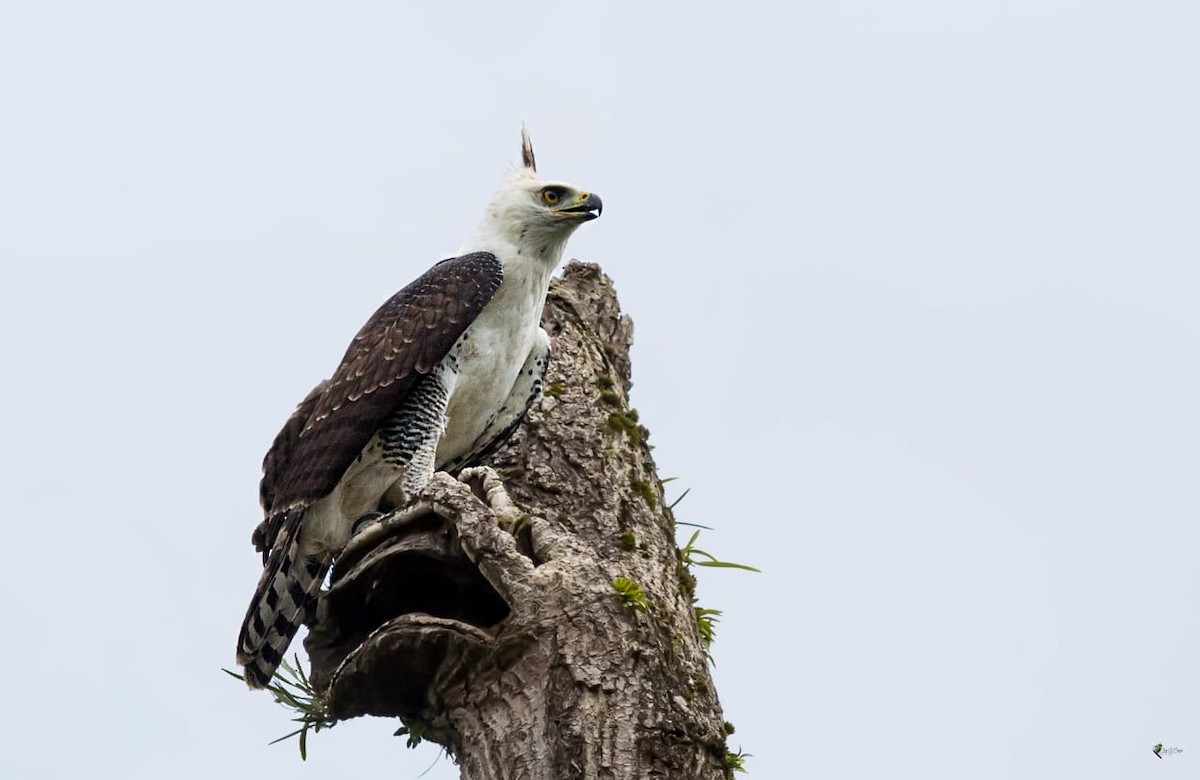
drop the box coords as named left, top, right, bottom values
left=237, top=130, right=602, bottom=688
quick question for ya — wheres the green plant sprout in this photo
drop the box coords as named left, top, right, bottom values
left=725, top=745, right=751, bottom=774
left=223, top=656, right=336, bottom=760
left=612, top=575, right=650, bottom=612
left=678, top=529, right=760, bottom=573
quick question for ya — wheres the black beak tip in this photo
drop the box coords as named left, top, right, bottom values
left=559, top=193, right=603, bottom=221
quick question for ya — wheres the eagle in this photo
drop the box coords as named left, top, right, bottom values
left=236, top=129, right=602, bottom=688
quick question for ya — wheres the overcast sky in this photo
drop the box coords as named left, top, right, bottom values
left=2, top=2, right=1199, bottom=778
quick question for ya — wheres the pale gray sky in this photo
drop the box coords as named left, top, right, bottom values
left=2, top=2, right=1198, bottom=778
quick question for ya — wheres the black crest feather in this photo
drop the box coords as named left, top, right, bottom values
left=521, top=125, right=536, bottom=171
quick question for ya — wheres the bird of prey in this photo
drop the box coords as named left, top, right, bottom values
left=236, top=129, right=602, bottom=688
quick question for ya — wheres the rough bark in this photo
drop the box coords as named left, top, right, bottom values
left=305, top=262, right=731, bottom=779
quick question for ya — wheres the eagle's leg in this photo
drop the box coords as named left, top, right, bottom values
left=453, top=468, right=574, bottom=565
left=442, top=328, right=551, bottom=473
left=376, top=361, right=458, bottom=517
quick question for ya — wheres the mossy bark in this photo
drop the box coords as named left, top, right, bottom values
left=305, top=262, right=730, bottom=779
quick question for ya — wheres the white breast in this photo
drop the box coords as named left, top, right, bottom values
left=435, top=255, right=550, bottom=463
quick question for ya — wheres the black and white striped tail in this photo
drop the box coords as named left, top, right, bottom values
left=236, top=509, right=326, bottom=689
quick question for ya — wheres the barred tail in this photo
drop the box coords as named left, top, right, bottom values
left=236, top=509, right=327, bottom=689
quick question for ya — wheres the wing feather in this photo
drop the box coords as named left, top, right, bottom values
left=252, top=380, right=329, bottom=557
left=259, top=379, right=329, bottom=515
left=261, top=252, right=503, bottom=525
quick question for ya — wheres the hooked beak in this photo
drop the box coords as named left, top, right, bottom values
left=555, top=192, right=603, bottom=222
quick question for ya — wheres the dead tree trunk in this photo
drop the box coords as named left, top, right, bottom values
left=305, top=262, right=732, bottom=779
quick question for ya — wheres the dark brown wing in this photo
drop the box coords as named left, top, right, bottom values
left=260, top=379, right=329, bottom=515
left=253, top=380, right=329, bottom=556
left=263, top=251, right=503, bottom=521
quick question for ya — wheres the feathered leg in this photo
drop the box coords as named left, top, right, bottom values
left=378, top=363, right=457, bottom=510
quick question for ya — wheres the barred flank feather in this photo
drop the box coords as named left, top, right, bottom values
left=236, top=509, right=327, bottom=689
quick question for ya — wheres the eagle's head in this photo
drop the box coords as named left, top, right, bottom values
left=471, top=128, right=602, bottom=259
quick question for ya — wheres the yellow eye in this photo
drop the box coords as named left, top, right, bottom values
left=542, top=189, right=560, bottom=205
